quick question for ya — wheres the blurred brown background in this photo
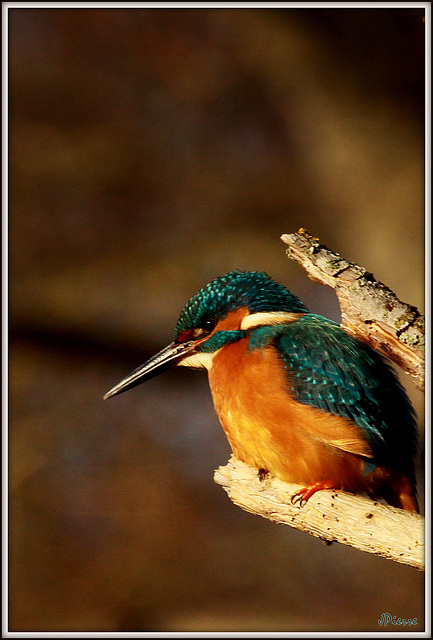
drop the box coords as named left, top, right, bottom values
left=8, top=6, right=425, bottom=633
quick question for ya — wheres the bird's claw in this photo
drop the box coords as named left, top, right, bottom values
left=290, top=491, right=308, bottom=507
left=291, top=481, right=336, bottom=507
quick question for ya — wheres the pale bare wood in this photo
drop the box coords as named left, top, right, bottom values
left=281, top=229, right=425, bottom=390
left=214, top=456, right=424, bottom=571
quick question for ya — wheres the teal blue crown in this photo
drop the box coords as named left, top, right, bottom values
left=175, top=270, right=308, bottom=338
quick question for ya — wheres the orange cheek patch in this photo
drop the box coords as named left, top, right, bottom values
left=213, top=307, right=250, bottom=332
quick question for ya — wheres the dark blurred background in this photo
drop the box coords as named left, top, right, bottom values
left=8, top=6, right=426, bottom=633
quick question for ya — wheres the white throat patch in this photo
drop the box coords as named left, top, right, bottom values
left=178, top=350, right=215, bottom=371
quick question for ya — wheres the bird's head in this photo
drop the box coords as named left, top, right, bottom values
left=103, top=270, right=308, bottom=399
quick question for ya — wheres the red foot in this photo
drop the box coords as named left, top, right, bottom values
left=291, top=481, right=337, bottom=507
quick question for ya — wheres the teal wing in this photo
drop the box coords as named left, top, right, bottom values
left=272, top=314, right=417, bottom=476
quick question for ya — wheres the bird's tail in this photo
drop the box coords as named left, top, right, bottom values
left=379, top=473, right=419, bottom=513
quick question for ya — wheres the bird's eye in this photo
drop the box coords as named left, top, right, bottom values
left=190, top=318, right=217, bottom=340
left=202, top=318, right=216, bottom=333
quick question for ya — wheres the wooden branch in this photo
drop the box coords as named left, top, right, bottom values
left=281, top=229, right=425, bottom=390
left=214, top=457, right=425, bottom=571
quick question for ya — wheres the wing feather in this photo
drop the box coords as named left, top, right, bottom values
left=272, top=314, right=417, bottom=475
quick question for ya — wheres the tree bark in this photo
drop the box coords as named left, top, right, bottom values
left=214, top=457, right=424, bottom=571
left=281, top=229, right=425, bottom=390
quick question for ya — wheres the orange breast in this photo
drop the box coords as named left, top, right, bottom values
left=208, top=337, right=371, bottom=491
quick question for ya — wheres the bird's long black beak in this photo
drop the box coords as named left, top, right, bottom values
left=103, top=340, right=196, bottom=400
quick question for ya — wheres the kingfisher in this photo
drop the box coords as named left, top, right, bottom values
left=104, top=270, right=419, bottom=512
